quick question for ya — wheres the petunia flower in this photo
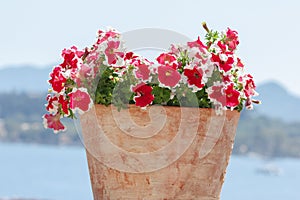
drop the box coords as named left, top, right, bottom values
left=75, top=63, right=93, bottom=87
left=60, top=46, right=83, bottom=69
left=243, top=74, right=257, bottom=98
left=48, top=66, right=67, bottom=93
left=97, top=29, right=119, bottom=44
left=225, top=28, right=239, bottom=51
left=58, top=95, right=69, bottom=115
left=104, top=40, right=125, bottom=65
left=207, top=83, right=226, bottom=107
left=69, top=88, right=93, bottom=114
left=183, top=66, right=205, bottom=90
left=124, top=52, right=138, bottom=62
left=134, top=63, right=151, bottom=81
left=43, top=113, right=66, bottom=133
left=157, top=65, right=181, bottom=88
left=156, top=53, right=177, bottom=65
left=132, top=83, right=154, bottom=107
left=187, top=36, right=207, bottom=53
left=46, top=94, right=59, bottom=113
left=236, top=57, right=244, bottom=68
left=211, top=53, right=234, bottom=73
left=224, top=83, right=240, bottom=107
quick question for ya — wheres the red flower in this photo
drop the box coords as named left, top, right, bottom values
left=58, top=95, right=69, bottom=115
left=183, top=67, right=205, bottom=89
left=224, top=83, right=240, bottom=107
left=217, top=41, right=227, bottom=53
left=134, top=63, right=151, bottom=81
left=132, top=83, right=154, bottom=107
left=211, top=54, right=234, bottom=73
left=157, top=65, right=181, bottom=87
left=222, top=75, right=232, bottom=84
left=209, top=83, right=240, bottom=108
left=156, top=53, right=177, bottom=65
left=226, top=28, right=239, bottom=51
left=69, top=88, right=92, bottom=113
left=60, top=46, right=83, bottom=69
left=48, top=66, right=67, bottom=93
left=244, top=74, right=256, bottom=97
left=46, top=95, right=58, bottom=112
left=43, top=113, right=66, bottom=133
left=237, top=57, right=244, bottom=68
left=245, top=97, right=253, bottom=110
left=187, top=36, right=207, bottom=53
left=125, top=52, right=138, bottom=61
left=104, top=40, right=124, bottom=65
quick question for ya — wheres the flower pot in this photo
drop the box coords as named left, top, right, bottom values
left=80, top=104, right=240, bottom=200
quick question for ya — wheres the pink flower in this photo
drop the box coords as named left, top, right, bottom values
left=134, top=63, right=151, bottom=81
left=75, top=64, right=92, bottom=87
left=224, top=83, right=240, bottom=107
left=170, top=44, right=180, bottom=55
left=157, top=65, right=181, bottom=87
left=211, top=54, right=234, bottom=73
left=187, top=36, right=207, bottom=53
left=183, top=67, right=205, bottom=89
left=48, top=66, right=67, bottom=93
left=132, top=83, right=154, bottom=107
left=43, top=113, right=66, bottom=133
left=208, top=84, right=226, bottom=106
left=104, top=40, right=124, bottom=65
left=156, top=53, right=177, bottom=65
left=226, top=28, right=239, bottom=51
left=85, top=50, right=99, bottom=64
left=192, top=51, right=209, bottom=65
left=97, top=29, right=119, bottom=44
left=69, top=88, right=92, bottom=114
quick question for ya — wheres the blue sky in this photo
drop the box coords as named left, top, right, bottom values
left=1, top=0, right=300, bottom=96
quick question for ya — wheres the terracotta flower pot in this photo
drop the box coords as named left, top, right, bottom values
left=80, top=104, right=240, bottom=200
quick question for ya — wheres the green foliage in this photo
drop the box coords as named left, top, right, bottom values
left=92, top=64, right=215, bottom=109
left=233, top=113, right=300, bottom=158
left=205, top=30, right=220, bottom=46
left=152, top=85, right=171, bottom=105
left=94, top=66, right=117, bottom=106
left=94, top=65, right=137, bottom=110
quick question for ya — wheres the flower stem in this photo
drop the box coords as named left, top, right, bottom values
left=202, top=22, right=210, bottom=33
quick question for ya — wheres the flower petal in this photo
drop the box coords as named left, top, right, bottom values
left=43, top=113, right=66, bottom=133
left=69, top=88, right=93, bottom=114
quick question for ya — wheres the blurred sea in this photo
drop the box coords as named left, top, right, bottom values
left=0, top=143, right=299, bottom=200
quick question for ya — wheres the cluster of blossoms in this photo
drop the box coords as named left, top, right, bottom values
left=43, top=23, right=259, bottom=133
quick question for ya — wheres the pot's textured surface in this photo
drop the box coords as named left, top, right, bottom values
left=80, top=104, right=240, bottom=200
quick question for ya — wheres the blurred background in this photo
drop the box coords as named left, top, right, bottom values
left=0, top=0, right=299, bottom=199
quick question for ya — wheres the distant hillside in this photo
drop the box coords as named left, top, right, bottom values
left=255, top=81, right=300, bottom=123
left=0, top=65, right=51, bottom=92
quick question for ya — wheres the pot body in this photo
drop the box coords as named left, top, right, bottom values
left=80, top=104, right=240, bottom=200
